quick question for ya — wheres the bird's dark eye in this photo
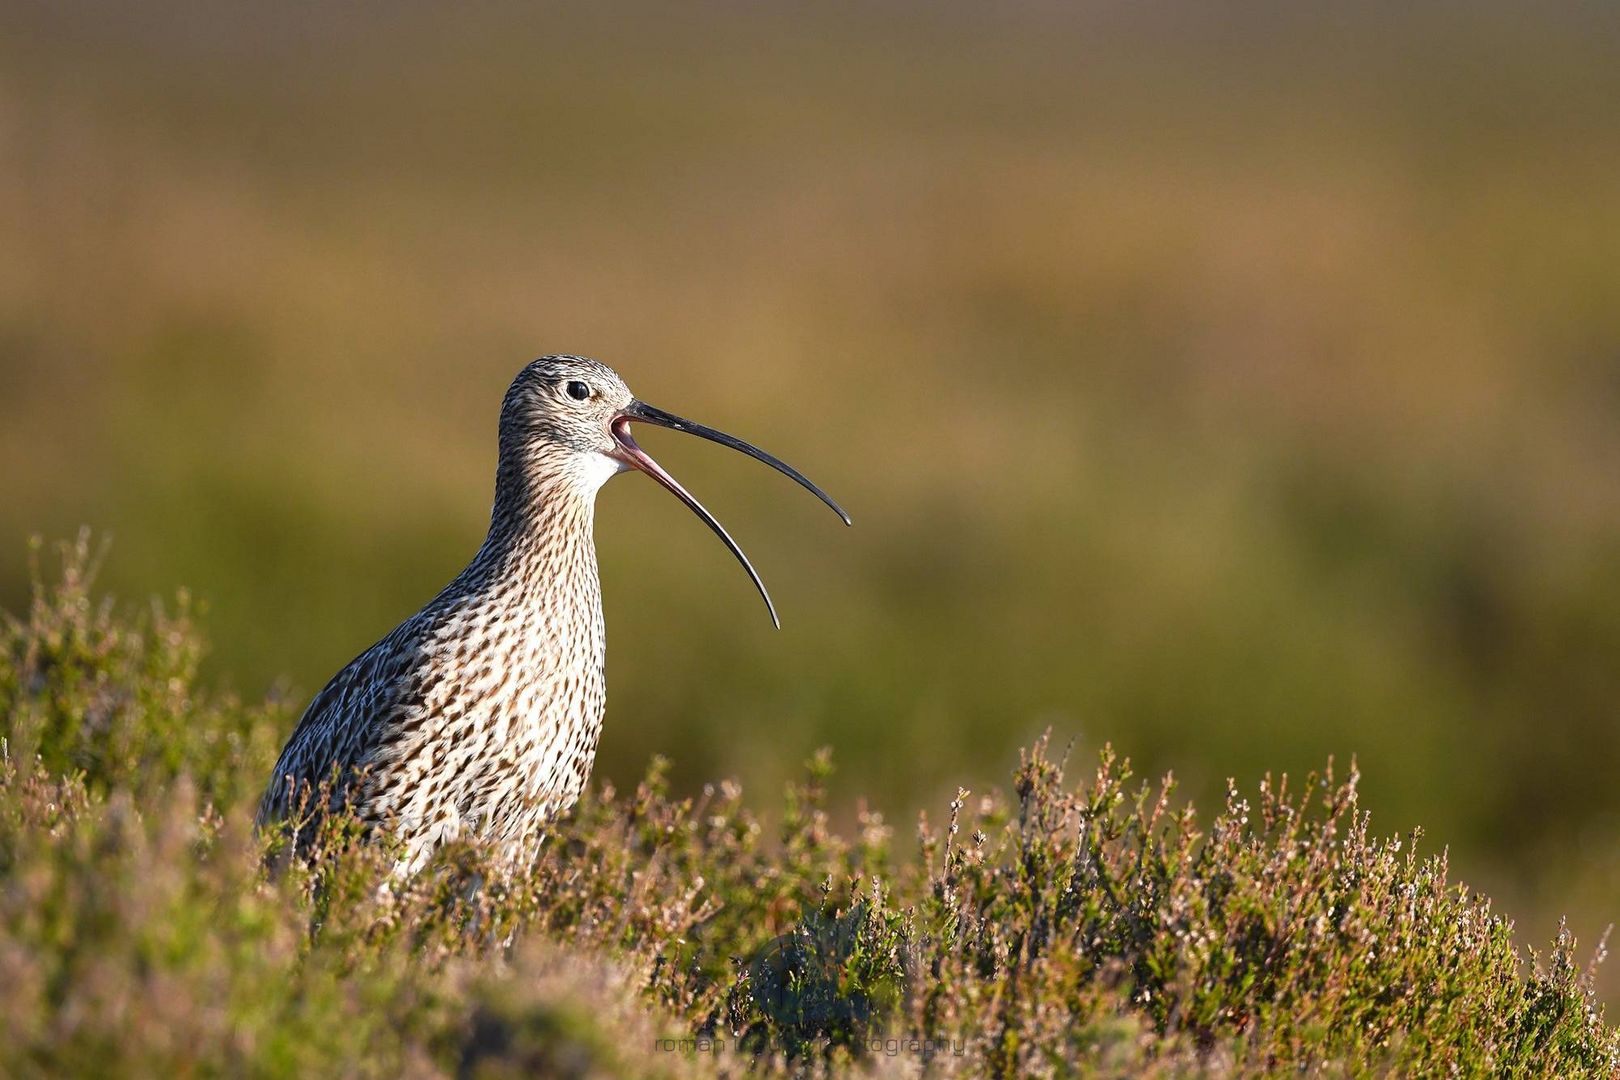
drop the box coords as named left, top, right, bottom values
left=565, top=380, right=591, bottom=401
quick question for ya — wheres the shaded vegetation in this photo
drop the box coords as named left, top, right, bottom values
left=2, top=540, right=1614, bottom=1076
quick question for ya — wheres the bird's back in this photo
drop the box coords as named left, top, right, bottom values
left=256, top=612, right=429, bottom=829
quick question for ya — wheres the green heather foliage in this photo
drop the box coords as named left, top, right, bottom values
left=1, top=540, right=1615, bottom=1077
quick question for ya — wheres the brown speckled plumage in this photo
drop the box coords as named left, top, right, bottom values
left=258, top=355, right=848, bottom=873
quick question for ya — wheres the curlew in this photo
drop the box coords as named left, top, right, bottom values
left=258, top=355, right=848, bottom=871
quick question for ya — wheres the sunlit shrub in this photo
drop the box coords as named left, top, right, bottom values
left=1, top=542, right=1614, bottom=1077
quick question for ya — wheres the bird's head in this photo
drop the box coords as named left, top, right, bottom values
left=499, top=355, right=850, bottom=626
left=501, top=355, right=636, bottom=488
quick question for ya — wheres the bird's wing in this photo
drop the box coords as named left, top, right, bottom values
left=256, top=623, right=422, bottom=826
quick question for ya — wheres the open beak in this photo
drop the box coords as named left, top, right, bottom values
left=609, top=400, right=851, bottom=628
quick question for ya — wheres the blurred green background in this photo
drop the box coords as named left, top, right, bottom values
left=4, top=1, right=1620, bottom=988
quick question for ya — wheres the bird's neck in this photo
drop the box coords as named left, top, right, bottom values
left=463, top=457, right=608, bottom=604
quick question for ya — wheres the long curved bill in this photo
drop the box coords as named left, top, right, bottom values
left=610, top=400, right=851, bottom=628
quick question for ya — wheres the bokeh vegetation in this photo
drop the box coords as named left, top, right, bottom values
left=4, top=0, right=1620, bottom=1000
left=4, top=542, right=1616, bottom=1076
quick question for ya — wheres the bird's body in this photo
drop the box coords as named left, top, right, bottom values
left=259, top=356, right=846, bottom=872
left=259, top=468, right=608, bottom=871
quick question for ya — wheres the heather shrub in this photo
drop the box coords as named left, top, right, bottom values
left=1, top=541, right=1615, bottom=1077
left=0, top=533, right=280, bottom=809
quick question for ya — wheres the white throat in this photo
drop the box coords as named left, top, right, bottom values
left=576, top=451, right=630, bottom=495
